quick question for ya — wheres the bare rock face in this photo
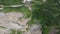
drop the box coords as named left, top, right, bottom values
left=23, top=24, right=42, bottom=34
left=48, top=27, right=59, bottom=34
left=0, top=12, right=42, bottom=34
left=0, top=12, right=31, bottom=34
left=0, top=28, right=10, bottom=34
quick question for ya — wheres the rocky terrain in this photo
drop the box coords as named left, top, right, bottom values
left=0, top=12, right=42, bottom=34
left=0, top=12, right=30, bottom=34
left=0, top=0, right=42, bottom=34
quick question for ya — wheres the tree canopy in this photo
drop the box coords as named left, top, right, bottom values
left=31, top=0, right=60, bottom=34
left=32, top=0, right=60, bottom=26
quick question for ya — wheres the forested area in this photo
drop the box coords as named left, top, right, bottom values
left=31, top=0, right=60, bottom=34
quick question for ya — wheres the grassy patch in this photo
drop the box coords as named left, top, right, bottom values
left=19, top=6, right=31, bottom=18
left=17, top=30, right=22, bottom=34
left=27, top=19, right=40, bottom=25
left=10, top=29, right=16, bottom=34
left=27, top=19, right=35, bottom=25
left=10, top=29, right=22, bottom=34
left=0, top=0, right=23, bottom=6
left=1, top=6, right=31, bottom=18
left=0, top=26, right=6, bottom=29
left=42, top=26, right=51, bottom=34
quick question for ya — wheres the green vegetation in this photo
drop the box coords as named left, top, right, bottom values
left=27, top=18, right=35, bottom=25
left=1, top=6, right=31, bottom=18
left=0, top=26, right=6, bottom=29
left=10, top=29, right=16, bottom=34
left=42, top=26, right=51, bottom=34
left=17, top=30, right=22, bottom=34
left=10, top=29, right=22, bottom=34
left=0, top=0, right=60, bottom=34
left=0, top=0, right=23, bottom=6
left=31, top=0, right=60, bottom=34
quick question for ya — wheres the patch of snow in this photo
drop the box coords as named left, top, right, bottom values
left=10, top=5, right=22, bottom=7
left=0, top=8, right=3, bottom=10
left=23, top=0, right=33, bottom=3
left=43, top=0, right=46, bottom=2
